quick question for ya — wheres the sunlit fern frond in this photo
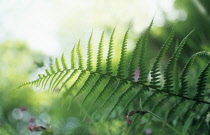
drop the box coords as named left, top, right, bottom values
left=18, top=23, right=210, bottom=134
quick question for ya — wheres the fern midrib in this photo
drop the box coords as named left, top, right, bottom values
left=35, top=68, right=210, bottom=105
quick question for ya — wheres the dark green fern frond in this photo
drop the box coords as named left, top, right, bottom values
left=163, top=29, right=194, bottom=93
left=150, top=27, right=175, bottom=87
left=117, top=28, right=129, bottom=78
left=87, top=31, right=94, bottom=71
left=81, top=75, right=107, bottom=110
left=104, top=85, right=135, bottom=121
left=138, top=19, right=153, bottom=83
left=106, top=28, right=115, bottom=75
left=87, top=77, right=117, bottom=113
left=93, top=80, right=129, bottom=114
left=194, top=62, right=210, bottom=101
left=71, top=73, right=97, bottom=101
left=179, top=51, right=210, bottom=96
left=128, top=29, right=146, bottom=80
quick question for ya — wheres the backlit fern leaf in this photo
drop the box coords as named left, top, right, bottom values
left=71, top=73, right=97, bottom=102
left=61, top=53, right=68, bottom=70
left=106, top=28, right=115, bottom=75
left=81, top=75, right=107, bottom=109
left=87, top=32, right=94, bottom=71
left=71, top=45, right=77, bottom=69
left=96, top=31, right=105, bottom=72
left=77, top=41, right=85, bottom=70
left=17, top=24, right=210, bottom=134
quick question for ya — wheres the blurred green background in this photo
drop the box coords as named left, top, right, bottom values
left=0, top=0, right=209, bottom=134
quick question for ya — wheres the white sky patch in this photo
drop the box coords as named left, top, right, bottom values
left=0, top=0, right=179, bottom=56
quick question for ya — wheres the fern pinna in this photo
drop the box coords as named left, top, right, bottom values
left=18, top=21, right=210, bottom=134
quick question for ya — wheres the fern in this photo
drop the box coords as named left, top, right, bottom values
left=18, top=23, right=210, bottom=134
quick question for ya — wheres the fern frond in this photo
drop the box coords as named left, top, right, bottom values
left=194, top=62, right=210, bottom=101
left=55, top=58, right=62, bottom=72
left=87, top=31, right=94, bottom=71
left=81, top=75, right=107, bottom=109
left=179, top=51, right=210, bottom=96
left=71, top=73, right=97, bottom=101
left=96, top=31, right=105, bottom=72
left=50, top=65, right=56, bottom=73
left=51, top=72, right=66, bottom=91
left=138, top=19, right=153, bottom=83
left=59, top=70, right=79, bottom=91
left=77, top=41, right=85, bottom=69
left=106, top=28, right=115, bottom=75
left=87, top=77, right=117, bottom=112
left=93, top=80, right=129, bottom=114
left=121, top=85, right=147, bottom=114
left=71, top=45, right=77, bottom=69
left=128, top=31, right=144, bottom=80
left=117, top=28, right=129, bottom=78
left=18, top=24, right=210, bottom=134
left=64, top=71, right=88, bottom=97
left=163, top=29, right=194, bottom=93
left=104, top=85, right=135, bottom=121
left=166, top=51, right=210, bottom=120
left=51, top=70, right=71, bottom=92
left=150, top=27, right=175, bottom=87
left=61, top=53, right=68, bottom=70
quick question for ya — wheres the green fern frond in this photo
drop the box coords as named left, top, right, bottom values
left=61, top=53, right=68, bottom=70
left=121, top=85, right=147, bottom=114
left=166, top=51, right=210, bottom=121
left=179, top=51, right=210, bottom=96
left=104, top=85, right=135, bottom=121
left=163, top=29, right=194, bottom=93
left=106, top=28, right=115, bottom=75
left=77, top=41, right=85, bottom=69
left=55, top=58, right=62, bottom=72
left=50, top=65, right=56, bottom=73
left=194, top=62, right=210, bottom=101
left=117, top=28, right=129, bottom=78
left=96, top=31, right=105, bottom=72
left=87, top=77, right=117, bottom=112
left=59, top=70, right=79, bottom=91
left=150, top=27, right=175, bottom=87
left=87, top=31, right=94, bottom=71
left=128, top=31, right=145, bottom=80
left=71, top=45, right=77, bottom=69
left=64, top=71, right=88, bottom=97
left=138, top=19, right=153, bottom=83
left=81, top=75, right=107, bottom=109
left=71, top=73, right=97, bottom=101
left=17, top=24, right=210, bottom=134
left=93, top=80, right=129, bottom=114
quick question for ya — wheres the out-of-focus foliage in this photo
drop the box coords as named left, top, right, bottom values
left=152, top=0, right=210, bottom=66
left=0, top=41, right=90, bottom=135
